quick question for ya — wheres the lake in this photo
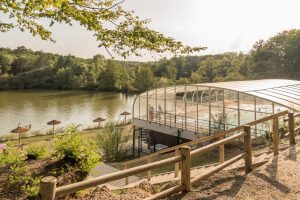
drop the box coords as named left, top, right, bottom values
left=0, top=90, right=136, bottom=135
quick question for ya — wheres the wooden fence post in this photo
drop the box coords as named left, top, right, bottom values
left=39, top=176, right=57, bottom=200
left=124, top=164, right=129, bottom=185
left=273, top=117, right=279, bottom=156
left=180, top=146, right=191, bottom=192
left=243, top=125, right=253, bottom=173
left=174, top=148, right=180, bottom=177
left=147, top=157, right=152, bottom=181
left=219, top=136, right=225, bottom=164
left=288, top=112, right=296, bottom=145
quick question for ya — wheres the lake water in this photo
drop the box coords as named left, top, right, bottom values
left=0, top=90, right=135, bottom=135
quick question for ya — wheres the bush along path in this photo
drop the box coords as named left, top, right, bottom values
left=0, top=126, right=101, bottom=200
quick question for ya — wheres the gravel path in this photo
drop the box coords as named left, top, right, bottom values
left=166, top=143, right=300, bottom=200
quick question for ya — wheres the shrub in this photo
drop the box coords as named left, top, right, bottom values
left=55, top=125, right=100, bottom=177
left=0, top=142, right=24, bottom=166
left=26, top=144, right=47, bottom=160
left=0, top=143, right=40, bottom=198
left=96, top=123, right=131, bottom=162
left=22, top=176, right=41, bottom=198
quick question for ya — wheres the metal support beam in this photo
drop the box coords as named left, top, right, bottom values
left=196, top=86, right=199, bottom=133
left=237, top=92, right=240, bottom=126
left=132, top=126, right=135, bottom=156
left=209, top=87, right=212, bottom=135
left=222, top=89, right=225, bottom=131
left=254, top=97, right=257, bottom=137
left=139, top=97, right=141, bottom=119
left=155, top=88, right=157, bottom=123
left=174, top=85, right=177, bottom=126
left=184, top=85, right=187, bottom=130
left=164, top=86, right=167, bottom=125
left=146, top=91, right=149, bottom=121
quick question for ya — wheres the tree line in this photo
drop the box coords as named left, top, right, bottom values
left=0, top=29, right=300, bottom=93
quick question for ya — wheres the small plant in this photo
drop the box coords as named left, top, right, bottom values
left=0, top=142, right=24, bottom=166
left=55, top=125, right=100, bottom=177
left=96, top=123, right=131, bottom=162
left=9, top=162, right=26, bottom=184
left=26, top=144, right=47, bottom=160
left=21, top=176, right=41, bottom=198
left=0, top=144, right=41, bottom=198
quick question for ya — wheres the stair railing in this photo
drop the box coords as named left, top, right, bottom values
left=39, top=110, right=299, bottom=200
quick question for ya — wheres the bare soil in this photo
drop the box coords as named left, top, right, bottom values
left=0, top=158, right=86, bottom=200
left=165, top=143, right=300, bottom=200
left=64, top=181, right=153, bottom=200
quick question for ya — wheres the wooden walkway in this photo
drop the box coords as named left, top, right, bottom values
left=121, top=151, right=272, bottom=189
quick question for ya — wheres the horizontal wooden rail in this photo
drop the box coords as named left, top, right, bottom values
left=293, top=112, right=300, bottom=118
left=124, top=110, right=288, bottom=167
left=191, top=153, right=246, bottom=185
left=144, top=131, right=250, bottom=200
left=246, top=110, right=288, bottom=126
left=145, top=184, right=185, bottom=200
left=123, top=126, right=244, bottom=166
left=40, top=110, right=295, bottom=200
left=144, top=185, right=184, bottom=200
left=55, top=155, right=183, bottom=197
left=190, top=131, right=246, bottom=157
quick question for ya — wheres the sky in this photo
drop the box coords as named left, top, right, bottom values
left=1, top=0, right=300, bottom=61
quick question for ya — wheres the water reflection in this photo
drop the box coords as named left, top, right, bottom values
left=0, top=90, right=135, bottom=135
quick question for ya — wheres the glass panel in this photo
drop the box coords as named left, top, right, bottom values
left=224, top=108, right=238, bottom=129
left=139, top=96, right=147, bottom=120
left=224, top=90, right=238, bottom=109
left=239, top=93, right=255, bottom=111
left=256, top=97, right=273, bottom=114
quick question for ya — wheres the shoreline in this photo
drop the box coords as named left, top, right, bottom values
left=0, top=120, right=132, bottom=143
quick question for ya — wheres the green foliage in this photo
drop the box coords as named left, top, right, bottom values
left=55, top=125, right=100, bottom=176
left=2, top=29, right=300, bottom=92
left=134, top=66, right=154, bottom=92
left=0, top=143, right=40, bottom=198
left=96, top=123, right=131, bottom=162
left=26, top=144, right=47, bottom=160
left=0, top=143, right=24, bottom=166
left=8, top=162, right=26, bottom=184
left=21, top=176, right=41, bottom=198
left=0, top=1, right=204, bottom=58
left=250, top=29, right=300, bottom=79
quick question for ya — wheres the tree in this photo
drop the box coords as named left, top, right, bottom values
left=249, top=29, right=300, bottom=79
left=0, top=54, right=13, bottom=74
left=134, top=66, right=154, bottom=92
left=197, top=57, right=218, bottom=82
left=0, top=0, right=205, bottom=58
left=99, top=60, right=123, bottom=91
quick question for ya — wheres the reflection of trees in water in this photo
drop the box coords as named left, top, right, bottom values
left=0, top=91, right=135, bottom=134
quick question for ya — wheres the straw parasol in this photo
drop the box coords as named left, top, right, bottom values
left=93, top=117, right=106, bottom=128
left=47, top=120, right=61, bottom=135
left=11, top=123, right=31, bottom=146
left=120, top=111, right=131, bottom=123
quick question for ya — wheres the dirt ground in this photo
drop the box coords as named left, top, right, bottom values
left=166, top=143, right=300, bottom=200
left=65, top=181, right=153, bottom=200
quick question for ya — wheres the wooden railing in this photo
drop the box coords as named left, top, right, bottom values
left=39, top=110, right=298, bottom=200
left=123, top=110, right=292, bottom=184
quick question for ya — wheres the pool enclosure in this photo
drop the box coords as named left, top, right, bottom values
left=132, top=79, right=300, bottom=154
